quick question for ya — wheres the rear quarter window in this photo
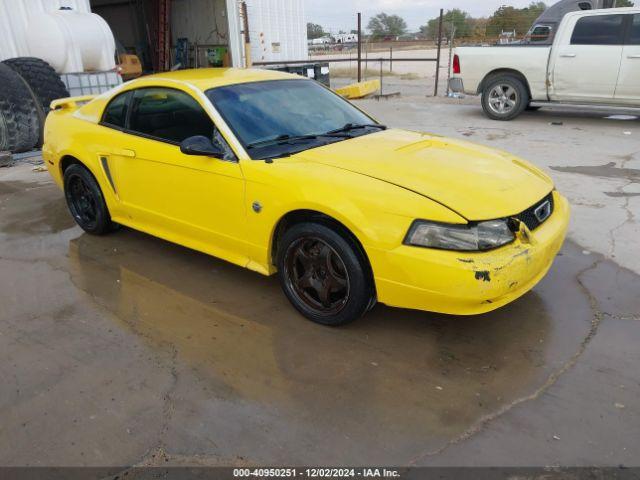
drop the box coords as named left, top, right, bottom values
left=101, top=91, right=132, bottom=129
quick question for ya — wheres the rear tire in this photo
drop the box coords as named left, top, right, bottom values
left=63, top=164, right=115, bottom=236
left=2, top=57, right=70, bottom=148
left=277, top=222, right=373, bottom=326
left=0, top=63, right=40, bottom=153
left=481, top=74, right=528, bottom=121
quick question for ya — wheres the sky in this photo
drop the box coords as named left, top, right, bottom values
left=304, top=0, right=540, bottom=33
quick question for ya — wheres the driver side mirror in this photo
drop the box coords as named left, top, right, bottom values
left=180, top=135, right=225, bottom=158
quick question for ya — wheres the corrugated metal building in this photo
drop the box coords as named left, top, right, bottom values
left=89, top=0, right=307, bottom=71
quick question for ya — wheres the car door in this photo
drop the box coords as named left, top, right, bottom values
left=615, top=14, right=640, bottom=103
left=550, top=13, right=625, bottom=102
left=104, top=86, right=249, bottom=268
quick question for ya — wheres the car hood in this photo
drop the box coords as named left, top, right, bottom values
left=296, top=129, right=553, bottom=220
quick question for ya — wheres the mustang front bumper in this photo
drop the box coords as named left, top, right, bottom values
left=370, top=191, right=570, bottom=315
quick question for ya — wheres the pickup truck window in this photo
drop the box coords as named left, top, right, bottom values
left=570, top=14, right=625, bottom=45
left=630, top=15, right=640, bottom=45
left=530, top=25, right=552, bottom=43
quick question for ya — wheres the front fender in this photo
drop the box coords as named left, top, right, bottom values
left=242, top=159, right=466, bottom=274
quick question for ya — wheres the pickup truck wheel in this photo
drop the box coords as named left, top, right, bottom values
left=481, top=75, right=528, bottom=121
left=277, top=222, right=373, bottom=326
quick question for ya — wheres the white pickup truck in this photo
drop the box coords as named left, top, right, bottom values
left=449, top=7, right=640, bottom=120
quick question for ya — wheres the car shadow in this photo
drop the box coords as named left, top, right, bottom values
left=64, top=226, right=595, bottom=460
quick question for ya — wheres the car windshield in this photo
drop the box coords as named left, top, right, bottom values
left=206, top=79, right=381, bottom=159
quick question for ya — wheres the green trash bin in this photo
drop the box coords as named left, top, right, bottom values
left=206, top=47, right=228, bottom=67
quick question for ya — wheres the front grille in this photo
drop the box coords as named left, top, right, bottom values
left=515, top=193, right=554, bottom=231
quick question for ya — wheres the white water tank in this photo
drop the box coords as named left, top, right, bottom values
left=0, top=0, right=116, bottom=73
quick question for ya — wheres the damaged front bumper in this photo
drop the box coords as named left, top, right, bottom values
left=371, top=191, right=570, bottom=315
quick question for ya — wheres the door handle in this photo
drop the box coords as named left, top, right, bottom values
left=560, top=53, right=576, bottom=58
left=113, top=148, right=136, bottom=158
left=627, top=55, right=640, bottom=59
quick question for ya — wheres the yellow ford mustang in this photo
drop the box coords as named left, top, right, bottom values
left=43, top=68, right=569, bottom=326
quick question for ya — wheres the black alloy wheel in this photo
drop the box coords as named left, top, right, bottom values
left=63, top=164, right=115, bottom=235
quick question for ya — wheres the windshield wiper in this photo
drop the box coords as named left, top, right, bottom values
left=247, top=132, right=350, bottom=149
left=325, top=123, right=387, bottom=135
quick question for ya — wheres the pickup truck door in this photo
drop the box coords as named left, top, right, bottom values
left=550, top=13, right=625, bottom=102
left=615, top=14, right=640, bottom=102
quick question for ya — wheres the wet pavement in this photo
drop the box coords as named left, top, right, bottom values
left=1, top=165, right=639, bottom=467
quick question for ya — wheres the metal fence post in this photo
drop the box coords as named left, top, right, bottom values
left=357, top=13, right=362, bottom=82
left=389, top=46, right=393, bottom=72
left=446, top=22, right=456, bottom=97
left=434, top=8, right=444, bottom=96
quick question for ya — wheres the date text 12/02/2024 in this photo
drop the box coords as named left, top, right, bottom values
left=233, top=468, right=401, bottom=478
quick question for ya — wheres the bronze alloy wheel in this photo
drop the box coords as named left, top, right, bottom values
left=66, top=174, right=98, bottom=230
left=283, top=236, right=351, bottom=316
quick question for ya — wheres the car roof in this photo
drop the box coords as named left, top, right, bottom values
left=564, top=6, right=640, bottom=18
left=71, top=68, right=307, bottom=125
left=138, top=67, right=305, bottom=91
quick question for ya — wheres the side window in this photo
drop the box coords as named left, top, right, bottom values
left=102, top=91, right=132, bottom=129
left=630, top=15, right=640, bottom=45
left=570, top=15, right=625, bottom=45
left=530, top=25, right=553, bottom=43
left=129, top=88, right=215, bottom=144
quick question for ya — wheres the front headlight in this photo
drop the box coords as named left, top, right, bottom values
left=404, top=219, right=515, bottom=251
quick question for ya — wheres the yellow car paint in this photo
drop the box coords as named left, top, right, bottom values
left=43, top=68, right=569, bottom=316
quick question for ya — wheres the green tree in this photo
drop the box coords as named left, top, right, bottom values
left=617, top=0, right=634, bottom=6
left=486, top=2, right=546, bottom=37
left=367, top=13, right=408, bottom=40
left=421, top=9, right=474, bottom=39
left=307, top=22, right=326, bottom=40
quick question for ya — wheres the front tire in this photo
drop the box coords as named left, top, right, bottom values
left=63, top=164, right=115, bottom=235
left=481, top=74, right=528, bottom=121
left=277, top=223, right=373, bottom=326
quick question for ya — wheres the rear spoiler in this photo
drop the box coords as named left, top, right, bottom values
left=50, top=95, right=96, bottom=111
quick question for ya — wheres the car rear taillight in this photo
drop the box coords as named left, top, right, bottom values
left=453, top=54, right=460, bottom=74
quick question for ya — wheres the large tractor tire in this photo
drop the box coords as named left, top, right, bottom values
left=2, top=57, right=70, bottom=148
left=0, top=63, right=40, bottom=153
left=2, top=57, right=69, bottom=114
